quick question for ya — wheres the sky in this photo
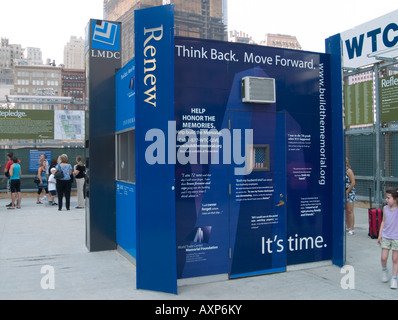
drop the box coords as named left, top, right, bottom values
left=1, top=0, right=104, bottom=64
left=0, top=0, right=397, bottom=64
left=227, top=0, right=398, bottom=52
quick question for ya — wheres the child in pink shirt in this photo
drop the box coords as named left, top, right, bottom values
left=378, top=188, right=398, bottom=289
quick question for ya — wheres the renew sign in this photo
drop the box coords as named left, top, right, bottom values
left=341, top=10, right=398, bottom=68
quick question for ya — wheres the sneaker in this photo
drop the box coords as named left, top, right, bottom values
left=348, top=229, right=355, bottom=235
left=391, top=278, right=398, bottom=289
left=382, top=269, right=389, bottom=283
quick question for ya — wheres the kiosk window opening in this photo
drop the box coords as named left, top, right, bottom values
left=116, top=129, right=135, bottom=183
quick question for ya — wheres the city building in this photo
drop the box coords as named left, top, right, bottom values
left=26, top=47, right=43, bottom=65
left=61, top=68, right=86, bottom=110
left=170, top=0, right=226, bottom=40
left=228, top=30, right=255, bottom=44
left=0, top=68, right=13, bottom=100
left=12, top=64, right=62, bottom=109
left=63, top=36, right=85, bottom=69
left=0, top=38, right=23, bottom=69
left=259, top=33, right=302, bottom=50
left=103, top=0, right=227, bottom=66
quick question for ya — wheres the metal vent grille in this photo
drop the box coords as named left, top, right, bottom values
left=241, top=76, right=276, bottom=104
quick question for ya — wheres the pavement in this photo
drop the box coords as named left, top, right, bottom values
left=0, top=195, right=397, bottom=301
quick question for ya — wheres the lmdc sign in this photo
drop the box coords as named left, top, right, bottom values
left=340, top=10, right=398, bottom=68
left=91, top=49, right=121, bottom=60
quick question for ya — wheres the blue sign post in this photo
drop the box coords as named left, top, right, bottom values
left=135, top=5, right=177, bottom=294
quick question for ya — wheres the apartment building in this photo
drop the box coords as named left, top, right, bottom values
left=0, top=38, right=23, bottom=69
left=259, top=33, right=302, bottom=50
left=26, top=47, right=43, bottom=65
left=13, top=64, right=62, bottom=109
left=229, top=30, right=255, bottom=44
left=64, top=36, right=85, bottom=70
left=62, top=68, right=86, bottom=110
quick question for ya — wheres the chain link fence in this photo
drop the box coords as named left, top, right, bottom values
left=344, top=61, right=398, bottom=207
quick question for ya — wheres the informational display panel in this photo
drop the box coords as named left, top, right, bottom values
left=130, top=5, right=343, bottom=295
left=380, top=74, right=398, bottom=122
left=0, top=110, right=54, bottom=139
left=174, top=37, right=333, bottom=279
left=54, top=110, right=85, bottom=140
left=0, top=109, right=85, bottom=140
left=29, top=150, right=52, bottom=172
left=116, top=181, right=136, bottom=258
left=116, top=58, right=135, bottom=132
left=344, top=81, right=374, bottom=126
left=116, top=59, right=136, bottom=259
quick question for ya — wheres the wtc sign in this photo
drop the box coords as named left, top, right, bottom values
left=340, top=10, right=398, bottom=68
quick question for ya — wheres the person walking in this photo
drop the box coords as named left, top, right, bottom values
left=36, top=159, right=48, bottom=204
left=47, top=167, right=57, bottom=206
left=55, top=154, right=73, bottom=211
left=73, top=155, right=86, bottom=209
left=4, top=152, right=14, bottom=207
left=378, top=188, right=398, bottom=289
left=8, top=156, right=22, bottom=209
left=345, top=158, right=356, bottom=235
left=39, top=153, right=50, bottom=201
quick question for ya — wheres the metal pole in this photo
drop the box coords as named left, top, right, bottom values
left=374, top=63, right=382, bottom=207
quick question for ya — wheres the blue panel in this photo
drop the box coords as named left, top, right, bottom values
left=229, top=110, right=287, bottom=278
left=116, top=58, right=135, bottom=132
left=134, top=5, right=177, bottom=294
left=326, top=34, right=345, bottom=267
left=174, top=37, right=335, bottom=277
left=116, top=181, right=136, bottom=258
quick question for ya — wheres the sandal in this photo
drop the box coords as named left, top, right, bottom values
left=7, top=207, right=15, bottom=209
left=36, top=201, right=42, bottom=204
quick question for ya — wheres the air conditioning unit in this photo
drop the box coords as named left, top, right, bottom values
left=241, top=76, right=276, bottom=104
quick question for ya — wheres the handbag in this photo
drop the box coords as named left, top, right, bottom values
left=34, top=175, right=40, bottom=184
left=54, top=170, right=64, bottom=180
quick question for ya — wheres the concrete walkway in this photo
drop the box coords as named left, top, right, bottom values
left=0, top=195, right=396, bottom=300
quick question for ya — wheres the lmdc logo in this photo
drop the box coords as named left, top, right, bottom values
left=92, top=21, right=120, bottom=51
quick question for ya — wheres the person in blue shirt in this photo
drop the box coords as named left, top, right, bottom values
left=8, top=156, right=22, bottom=209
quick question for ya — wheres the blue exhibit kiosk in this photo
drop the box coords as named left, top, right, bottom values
left=113, top=5, right=345, bottom=294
